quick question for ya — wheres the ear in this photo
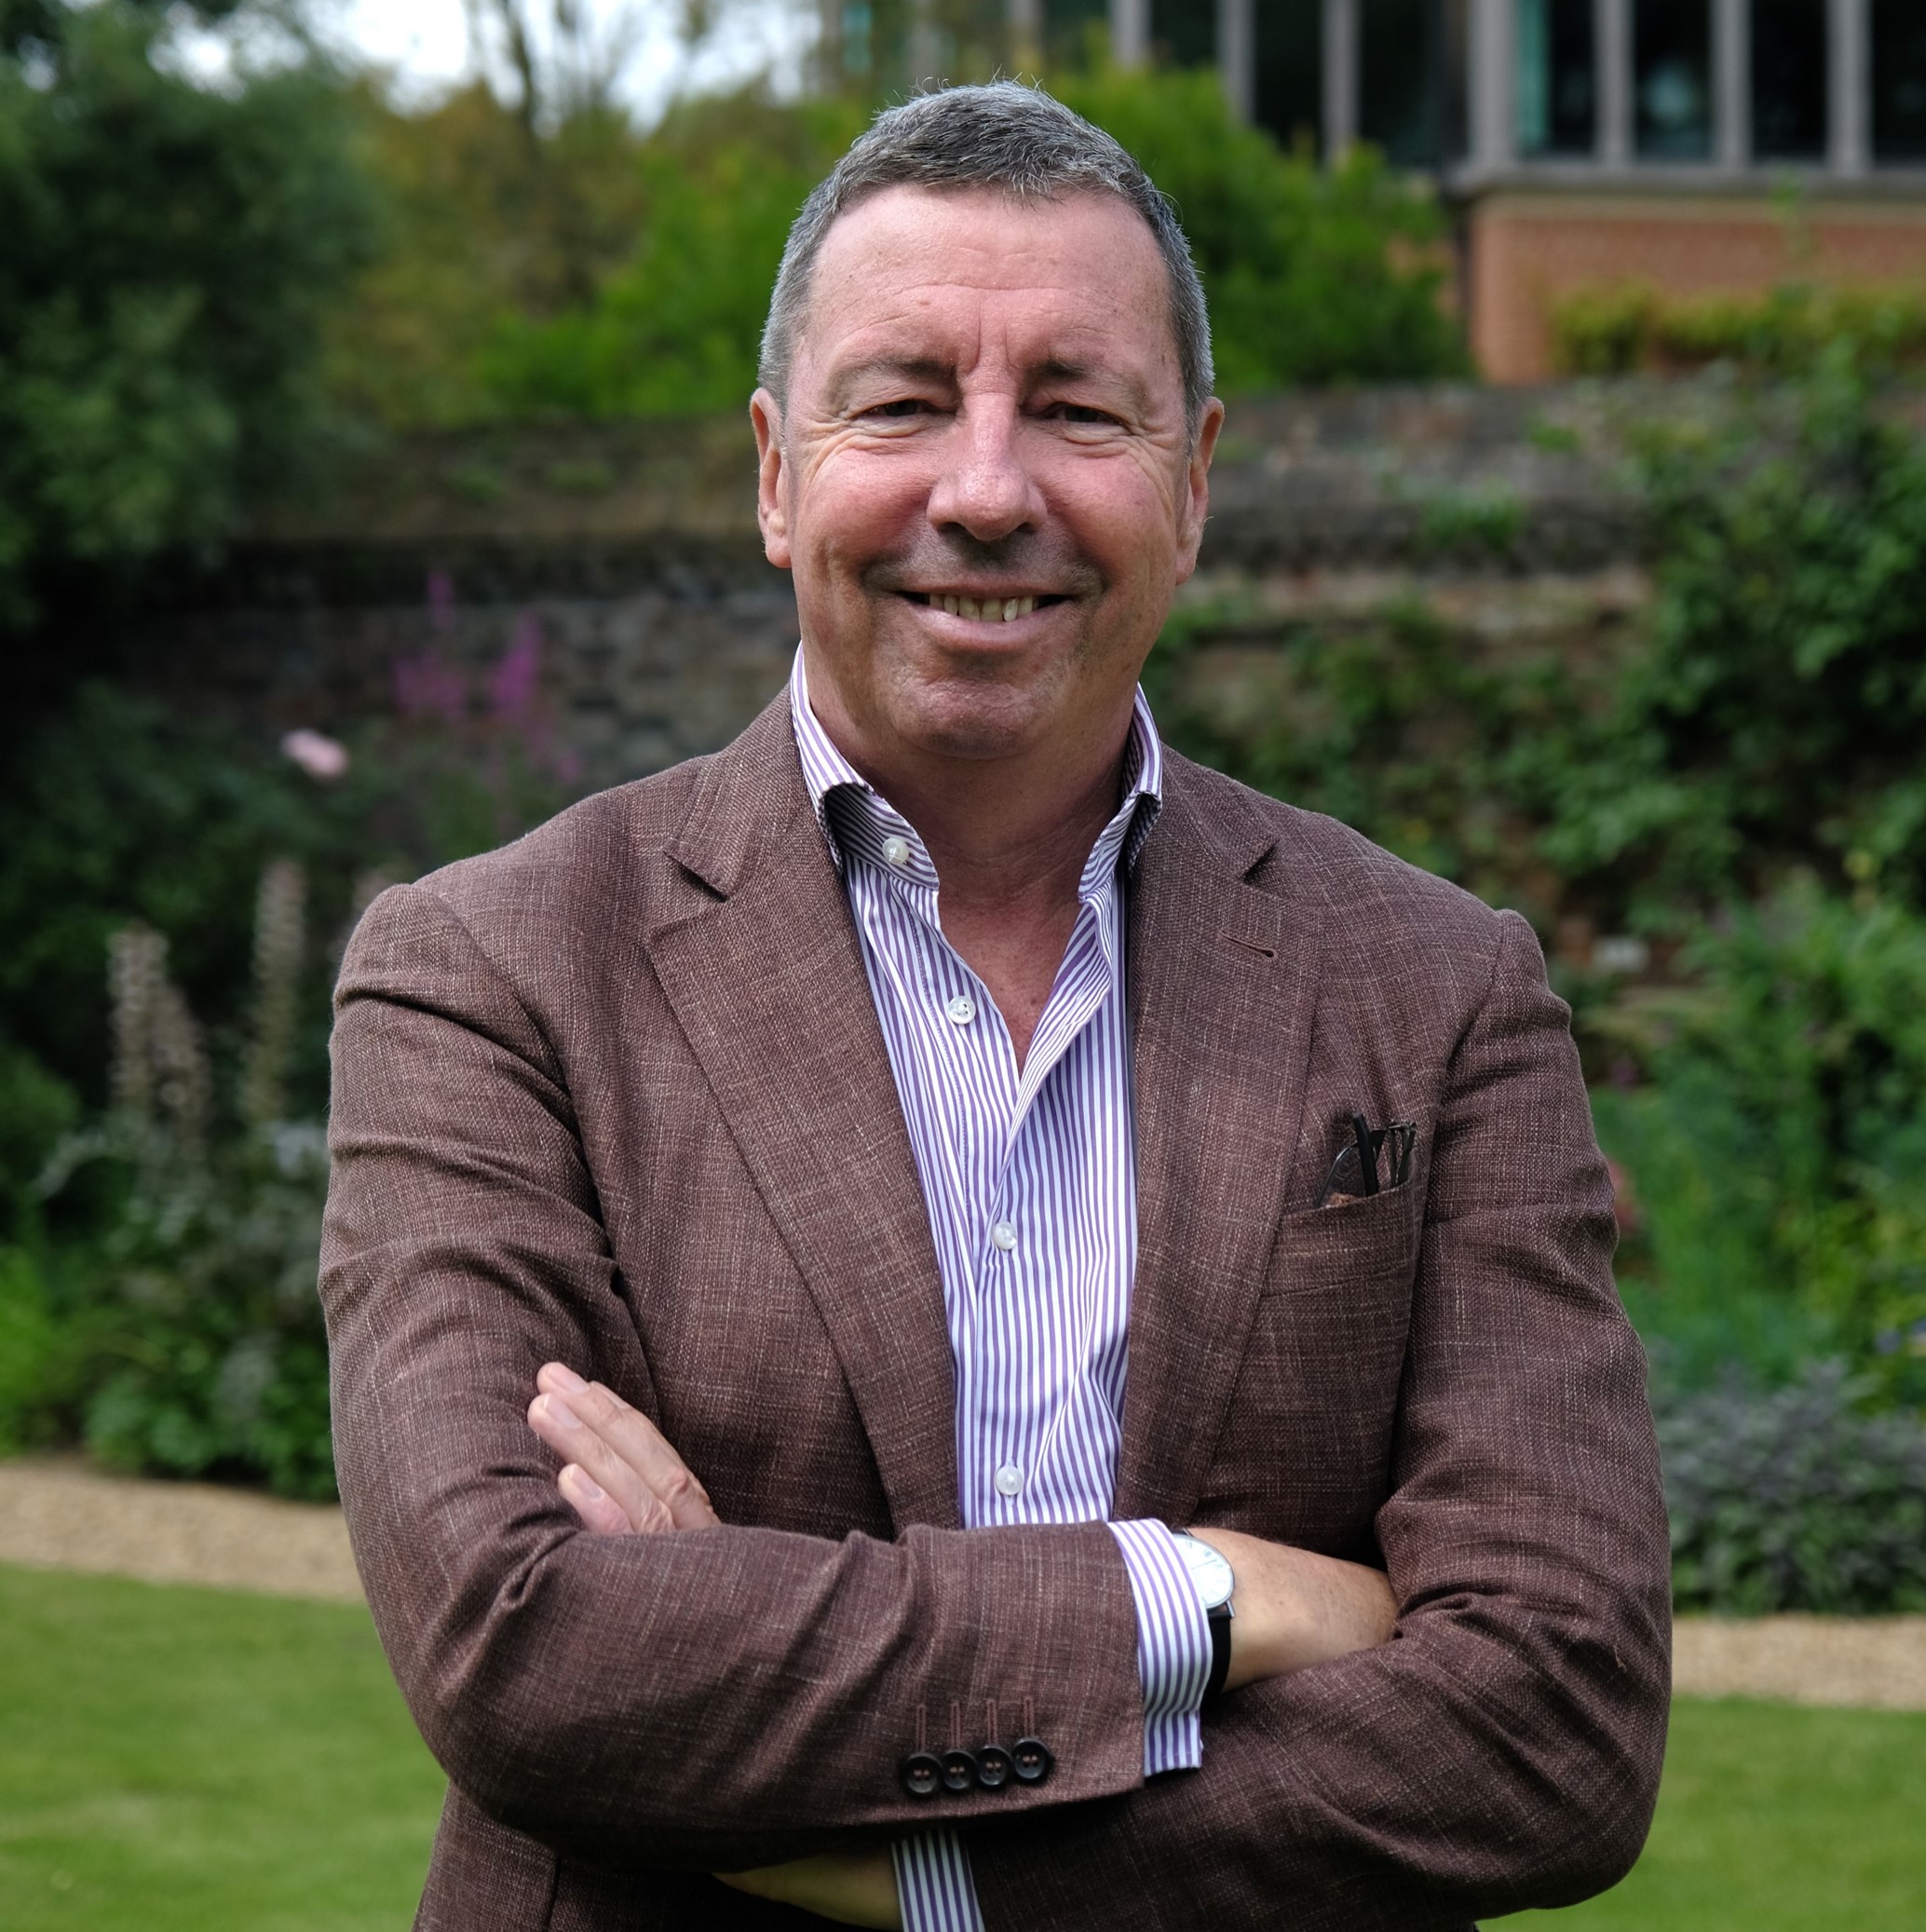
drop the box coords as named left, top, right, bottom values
left=1173, top=396, right=1226, bottom=585
left=751, top=388, right=791, bottom=569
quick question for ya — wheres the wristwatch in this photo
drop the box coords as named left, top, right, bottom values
left=1172, top=1531, right=1236, bottom=1703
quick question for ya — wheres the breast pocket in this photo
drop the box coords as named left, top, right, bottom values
left=1192, top=1177, right=1425, bottom=1553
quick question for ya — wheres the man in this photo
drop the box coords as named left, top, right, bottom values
left=322, top=84, right=1670, bottom=1932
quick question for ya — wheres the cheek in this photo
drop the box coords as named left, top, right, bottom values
left=1042, top=451, right=1183, bottom=570
left=794, top=451, right=935, bottom=575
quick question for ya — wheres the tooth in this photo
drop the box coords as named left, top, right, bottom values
left=942, top=595, right=958, bottom=616
left=1002, top=598, right=1019, bottom=621
left=962, top=597, right=982, bottom=620
left=1020, top=597, right=1036, bottom=618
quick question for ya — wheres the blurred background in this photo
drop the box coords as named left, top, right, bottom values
left=1, top=3, right=1922, bottom=1926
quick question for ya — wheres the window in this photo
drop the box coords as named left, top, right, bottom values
left=1255, top=0, right=1324, bottom=156
left=1872, top=0, right=1926, bottom=164
left=1751, top=0, right=1827, bottom=161
left=1361, top=0, right=1468, bottom=168
left=1634, top=0, right=1712, bottom=159
left=1517, top=0, right=1597, bottom=157
left=1150, top=0, right=1216, bottom=70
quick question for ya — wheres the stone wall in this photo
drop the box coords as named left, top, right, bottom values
left=119, top=383, right=1660, bottom=788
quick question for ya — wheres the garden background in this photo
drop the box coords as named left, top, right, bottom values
left=1, top=2, right=1922, bottom=1925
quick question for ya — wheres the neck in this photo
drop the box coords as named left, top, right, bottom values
left=803, top=673, right=1139, bottom=1067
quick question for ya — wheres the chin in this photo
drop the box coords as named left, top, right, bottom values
left=886, top=680, right=1043, bottom=763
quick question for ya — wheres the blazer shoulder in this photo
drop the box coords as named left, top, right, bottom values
left=398, top=695, right=801, bottom=948
left=1165, top=749, right=1518, bottom=960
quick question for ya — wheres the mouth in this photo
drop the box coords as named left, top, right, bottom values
left=902, top=592, right=1070, bottom=624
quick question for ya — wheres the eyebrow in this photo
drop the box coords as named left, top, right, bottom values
left=825, top=356, right=956, bottom=412
left=827, top=353, right=1156, bottom=419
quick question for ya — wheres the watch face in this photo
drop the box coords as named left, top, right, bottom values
left=1176, top=1533, right=1235, bottom=1610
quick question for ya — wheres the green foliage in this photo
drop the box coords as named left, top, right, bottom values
left=338, top=65, right=1463, bottom=429
left=1052, top=63, right=1468, bottom=391
left=0, top=648, right=581, bottom=1493
left=0, top=1245, right=62, bottom=1452
left=1656, top=1364, right=1926, bottom=1615
left=471, top=93, right=866, bottom=419
left=1542, top=361, right=1926, bottom=921
left=1594, top=887, right=1926, bottom=1398
left=1554, top=279, right=1926, bottom=380
left=43, top=1125, right=335, bottom=1496
left=0, top=2, right=378, bottom=623
left=1144, top=592, right=1601, bottom=929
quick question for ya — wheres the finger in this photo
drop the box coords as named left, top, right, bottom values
left=527, top=1391, right=674, bottom=1532
left=557, top=1463, right=632, bottom=1537
left=536, top=1366, right=720, bottom=1530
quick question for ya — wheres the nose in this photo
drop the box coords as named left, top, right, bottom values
left=926, top=396, right=1045, bottom=545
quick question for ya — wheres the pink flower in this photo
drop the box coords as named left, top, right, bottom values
left=281, top=728, right=349, bottom=782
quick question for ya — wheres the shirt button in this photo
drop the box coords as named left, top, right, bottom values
left=883, top=836, right=912, bottom=867
left=990, top=1220, right=1017, bottom=1252
left=944, top=993, right=976, bottom=1026
left=994, top=1463, right=1024, bottom=1497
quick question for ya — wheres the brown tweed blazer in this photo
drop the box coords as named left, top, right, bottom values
left=322, top=694, right=1671, bottom=1932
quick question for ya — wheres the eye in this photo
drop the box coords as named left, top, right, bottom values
left=861, top=398, right=933, bottom=419
left=1041, top=401, right=1123, bottom=428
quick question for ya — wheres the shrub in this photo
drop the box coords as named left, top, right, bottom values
left=29, top=888, right=335, bottom=1495
left=1553, top=280, right=1926, bottom=380
left=1142, top=592, right=1591, bottom=927
left=1594, top=886, right=1926, bottom=1402
left=1538, top=357, right=1926, bottom=924
left=1658, top=1363, right=1926, bottom=1615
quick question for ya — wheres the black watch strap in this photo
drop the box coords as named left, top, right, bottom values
left=1203, top=1601, right=1233, bottom=1704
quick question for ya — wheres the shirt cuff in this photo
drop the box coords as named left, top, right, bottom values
left=1107, top=1517, right=1213, bottom=1776
left=893, top=1830, right=985, bottom=1932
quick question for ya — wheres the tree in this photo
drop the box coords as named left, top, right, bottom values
left=0, top=0, right=377, bottom=630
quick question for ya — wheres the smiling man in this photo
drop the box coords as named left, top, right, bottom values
left=322, top=84, right=1671, bottom=1932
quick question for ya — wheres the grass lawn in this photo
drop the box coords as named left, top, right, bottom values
left=0, top=1563, right=444, bottom=1932
left=1495, top=1696, right=1926, bottom=1928
left=3, top=1561, right=1923, bottom=1929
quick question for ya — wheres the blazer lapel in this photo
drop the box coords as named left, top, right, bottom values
left=1113, top=762, right=1327, bottom=1527
left=644, top=707, right=961, bottom=1532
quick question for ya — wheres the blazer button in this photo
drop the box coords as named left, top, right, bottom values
left=901, top=1751, right=943, bottom=1799
left=974, top=1743, right=1013, bottom=1790
left=939, top=1748, right=979, bottom=1793
left=1011, top=1736, right=1054, bottom=1785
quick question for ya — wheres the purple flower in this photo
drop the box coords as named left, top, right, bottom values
left=489, top=612, right=542, bottom=723
left=394, top=651, right=468, bottom=725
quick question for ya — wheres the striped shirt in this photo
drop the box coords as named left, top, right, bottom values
left=789, top=651, right=1211, bottom=1932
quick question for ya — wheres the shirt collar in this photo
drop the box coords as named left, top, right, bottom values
left=786, top=646, right=1165, bottom=893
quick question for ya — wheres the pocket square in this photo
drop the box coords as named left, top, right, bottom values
left=1320, top=1113, right=1417, bottom=1207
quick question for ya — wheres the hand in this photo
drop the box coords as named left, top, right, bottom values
left=526, top=1385, right=898, bottom=1926
left=525, top=1362, right=720, bottom=1534
left=1188, top=1527, right=1397, bottom=1692
left=716, top=1849, right=903, bottom=1928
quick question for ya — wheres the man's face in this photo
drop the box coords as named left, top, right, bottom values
left=753, top=184, right=1223, bottom=773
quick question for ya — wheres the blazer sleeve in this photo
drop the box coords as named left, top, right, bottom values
left=321, top=883, right=1148, bottom=1875
left=969, top=910, right=1674, bottom=1930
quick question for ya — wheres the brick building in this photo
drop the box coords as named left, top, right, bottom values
left=819, top=1, right=1926, bottom=380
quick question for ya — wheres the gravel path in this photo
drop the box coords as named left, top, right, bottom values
left=4, top=1458, right=1923, bottom=1710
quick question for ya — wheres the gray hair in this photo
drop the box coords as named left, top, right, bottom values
left=758, top=81, right=1214, bottom=438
